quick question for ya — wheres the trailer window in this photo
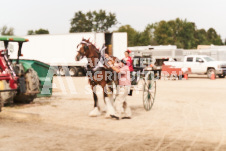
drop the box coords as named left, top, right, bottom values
left=133, top=58, right=140, bottom=67
left=141, top=58, right=152, bottom=67
left=186, top=57, right=193, bottom=62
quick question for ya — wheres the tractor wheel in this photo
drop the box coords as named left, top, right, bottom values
left=14, top=68, right=40, bottom=104
left=0, top=80, right=16, bottom=105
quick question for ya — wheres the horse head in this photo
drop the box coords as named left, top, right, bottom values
left=75, top=39, right=101, bottom=69
left=75, top=39, right=91, bottom=61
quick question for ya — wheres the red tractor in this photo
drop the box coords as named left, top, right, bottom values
left=0, top=36, right=40, bottom=112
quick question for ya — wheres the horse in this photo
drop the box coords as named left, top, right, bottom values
left=75, top=38, right=118, bottom=117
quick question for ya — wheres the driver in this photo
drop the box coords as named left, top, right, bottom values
left=108, top=59, right=132, bottom=119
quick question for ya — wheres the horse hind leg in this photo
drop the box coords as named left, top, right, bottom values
left=89, top=86, right=101, bottom=117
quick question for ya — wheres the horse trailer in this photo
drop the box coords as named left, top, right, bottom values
left=183, top=45, right=226, bottom=61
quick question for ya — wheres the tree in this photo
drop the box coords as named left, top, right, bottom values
left=179, top=21, right=196, bottom=49
left=27, top=29, right=49, bottom=35
left=141, top=24, right=157, bottom=45
left=195, top=29, right=208, bottom=46
left=154, top=21, right=174, bottom=45
left=69, top=11, right=93, bottom=32
left=70, top=10, right=118, bottom=33
left=150, top=18, right=222, bottom=49
left=116, top=18, right=223, bottom=48
left=207, top=28, right=222, bottom=45
left=35, top=29, right=49, bottom=34
left=116, top=25, right=137, bottom=46
left=167, top=18, right=186, bottom=48
left=27, top=30, right=35, bottom=35
left=1, top=26, right=14, bottom=35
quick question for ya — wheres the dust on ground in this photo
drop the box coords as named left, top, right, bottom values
left=1, top=76, right=226, bottom=151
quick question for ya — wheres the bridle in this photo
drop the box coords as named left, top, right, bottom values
left=77, top=41, right=91, bottom=58
left=77, top=40, right=100, bottom=59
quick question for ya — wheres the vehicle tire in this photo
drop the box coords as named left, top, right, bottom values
left=69, top=67, right=78, bottom=76
left=78, top=68, right=85, bottom=76
left=0, top=80, right=16, bottom=105
left=207, top=68, right=216, bottom=79
left=51, top=66, right=59, bottom=76
left=59, top=66, right=69, bottom=76
left=218, top=74, right=225, bottom=78
left=14, top=68, right=40, bottom=104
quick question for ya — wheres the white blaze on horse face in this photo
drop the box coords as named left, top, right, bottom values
left=77, top=44, right=82, bottom=50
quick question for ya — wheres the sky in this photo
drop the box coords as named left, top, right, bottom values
left=1, top=0, right=226, bottom=40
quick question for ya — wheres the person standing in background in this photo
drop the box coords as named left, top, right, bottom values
left=124, top=50, right=134, bottom=72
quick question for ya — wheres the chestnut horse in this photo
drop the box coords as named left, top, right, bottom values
left=75, top=38, right=118, bottom=117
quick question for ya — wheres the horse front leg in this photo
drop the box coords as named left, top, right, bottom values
left=89, top=85, right=101, bottom=117
left=103, top=85, right=116, bottom=118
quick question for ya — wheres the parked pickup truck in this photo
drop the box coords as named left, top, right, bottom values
left=164, top=55, right=226, bottom=78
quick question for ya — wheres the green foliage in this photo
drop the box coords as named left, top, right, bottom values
left=35, top=29, right=49, bottom=34
left=154, top=21, right=174, bottom=45
left=70, top=10, right=118, bottom=33
left=27, top=29, right=49, bottom=35
left=195, top=29, right=208, bottom=45
left=117, top=25, right=137, bottom=46
left=117, top=18, right=223, bottom=48
left=27, top=30, right=35, bottom=35
left=207, top=28, right=223, bottom=45
left=116, top=24, right=156, bottom=46
left=0, top=26, right=14, bottom=35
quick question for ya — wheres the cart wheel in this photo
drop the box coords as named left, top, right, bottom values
left=143, top=72, right=156, bottom=111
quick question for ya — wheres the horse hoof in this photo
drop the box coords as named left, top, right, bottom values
left=89, top=107, right=101, bottom=117
left=110, top=115, right=120, bottom=120
left=105, top=112, right=111, bottom=118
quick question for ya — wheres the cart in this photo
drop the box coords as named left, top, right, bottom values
left=130, top=70, right=157, bottom=111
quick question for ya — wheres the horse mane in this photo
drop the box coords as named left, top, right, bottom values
left=82, top=38, right=99, bottom=51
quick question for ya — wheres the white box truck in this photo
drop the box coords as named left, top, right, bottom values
left=9, top=32, right=127, bottom=76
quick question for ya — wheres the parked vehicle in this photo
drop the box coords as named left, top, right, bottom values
left=0, top=36, right=41, bottom=112
left=10, top=32, right=127, bottom=76
left=130, top=47, right=183, bottom=77
left=164, top=55, right=226, bottom=78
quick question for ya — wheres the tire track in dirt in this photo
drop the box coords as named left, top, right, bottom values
left=211, top=107, right=225, bottom=151
left=154, top=103, right=190, bottom=151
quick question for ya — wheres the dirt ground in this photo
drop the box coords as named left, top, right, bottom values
left=1, top=75, right=226, bottom=151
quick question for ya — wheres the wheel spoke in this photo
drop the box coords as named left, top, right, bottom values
left=143, top=77, right=156, bottom=111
